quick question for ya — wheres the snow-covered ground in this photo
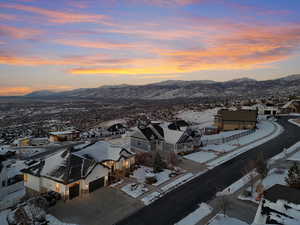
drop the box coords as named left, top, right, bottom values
left=269, top=141, right=300, bottom=162
left=176, top=108, right=219, bottom=128
left=219, top=171, right=258, bottom=196
left=131, top=166, right=172, bottom=186
left=175, top=203, right=213, bottom=225
left=121, top=183, right=148, bottom=198
left=201, top=129, right=247, bottom=141
left=238, top=168, right=288, bottom=204
left=207, top=214, right=249, bottom=225
left=288, top=118, right=300, bottom=127
left=0, top=210, right=9, bottom=225
left=0, top=145, right=47, bottom=157
left=207, top=121, right=283, bottom=169
left=141, top=191, right=161, bottom=205
left=160, top=173, right=193, bottom=192
left=184, top=121, right=281, bottom=165
left=184, top=151, right=217, bottom=164
left=204, top=120, right=277, bottom=153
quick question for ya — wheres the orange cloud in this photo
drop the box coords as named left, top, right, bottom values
left=0, top=86, right=33, bottom=96
left=0, top=24, right=42, bottom=39
left=0, top=3, right=109, bottom=24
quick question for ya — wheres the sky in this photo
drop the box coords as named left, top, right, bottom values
left=1, top=0, right=300, bottom=96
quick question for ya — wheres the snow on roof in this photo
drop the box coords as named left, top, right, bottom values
left=98, top=119, right=126, bottom=128
left=282, top=100, right=300, bottom=108
left=74, top=141, right=129, bottom=162
left=49, top=130, right=79, bottom=135
left=162, top=128, right=184, bottom=144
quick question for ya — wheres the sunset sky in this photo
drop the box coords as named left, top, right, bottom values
left=1, top=0, right=300, bottom=96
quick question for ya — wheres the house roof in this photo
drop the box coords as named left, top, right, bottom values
left=162, top=128, right=185, bottom=144
left=168, top=120, right=189, bottom=130
left=22, top=149, right=99, bottom=184
left=49, top=130, right=79, bottom=136
left=139, top=127, right=160, bottom=141
left=282, top=100, right=300, bottom=109
left=217, top=109, right=257, bottom=122
left=264, top=184, right=300, bottom=205
left=74, top=141, right=134, bottom=163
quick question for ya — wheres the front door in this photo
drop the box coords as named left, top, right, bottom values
left=69, top=183, right=80, bottom=199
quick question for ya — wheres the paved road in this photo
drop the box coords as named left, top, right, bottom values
left=116, top=117, right=300, bottom=225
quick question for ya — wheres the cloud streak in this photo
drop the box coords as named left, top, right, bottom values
left=0, top=3, right=109, bottom=24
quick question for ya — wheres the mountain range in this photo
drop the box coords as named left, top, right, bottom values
left=26, top=74, right=300, bottom=100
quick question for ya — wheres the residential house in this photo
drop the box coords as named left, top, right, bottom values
left=49, top=129, right=80, bottom=142
left=214, top=109, right=257, bottom=131
left=242, top=104, right=278, bottom=116
left=253, top=184, right=300, bottom=225
left=22, top=141, right=135, bottom=200
left=281, top=100, right=300, bottom=114
left=12, top=137, right=31, bottom=147
left=130, top=122, right=201, bottom=154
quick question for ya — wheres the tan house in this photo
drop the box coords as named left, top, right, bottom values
left=49, top=130, right=80, bottom=142
left=214, top=109, right=257, bottom=131
left=22, top=141, right=135, bottom=200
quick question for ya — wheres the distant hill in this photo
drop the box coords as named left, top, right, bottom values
left=26, top=74, right=300, bottom=99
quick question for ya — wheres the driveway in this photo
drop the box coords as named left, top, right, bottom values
left=115, top=116, right=300, bottom=225
left=49, top=187, right=143, bottom=225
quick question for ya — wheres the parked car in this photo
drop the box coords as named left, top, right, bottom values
left=47, top=191, right=61, bottom=201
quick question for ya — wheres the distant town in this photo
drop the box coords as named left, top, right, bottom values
left=1, top=95, right=300, bottom=225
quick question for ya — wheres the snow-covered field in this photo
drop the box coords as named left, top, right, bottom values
left=0, top=188, right=26, bottom=210
left=204, top=120, right=277, bottom=153
left=175, top=203, right=213, bottom=225
left=184, top=121, right=281, bottom=165
left=207, top=214, right=249, bottom=225
left=121, top=183, right=148, bottom=198
left=269, top=141, right=300, bottom=162
left=184, top=151, right=217, bottom=164
left=176, top=108, right=219, bottom=128
left=206, top=121, right=283, bottom=169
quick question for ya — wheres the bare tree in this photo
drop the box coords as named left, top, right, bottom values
left=242, top=160, right=257, bottom=195
left=217, top=194, right=231, bottom=217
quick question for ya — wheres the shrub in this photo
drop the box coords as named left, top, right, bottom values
left=145, top=177, right=157, bottom=184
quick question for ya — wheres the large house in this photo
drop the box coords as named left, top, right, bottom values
left=22, top=141, right=135, bottom=200
left=130, top=122, right=201, bottom=154
left=281, top=100, right=300, bottom=114
left=49, top=129, right=80, bottom=142
left=214, top=109, right=257, bottom=131
left=253, top=184, right=300, bottom=225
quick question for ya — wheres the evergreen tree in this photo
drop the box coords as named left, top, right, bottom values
left=153, top=152, right=166, bottom=173
left=285, top=163, right=300, bottom=189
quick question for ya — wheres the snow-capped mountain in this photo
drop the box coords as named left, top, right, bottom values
left=26, top=74, right=300, bottom=99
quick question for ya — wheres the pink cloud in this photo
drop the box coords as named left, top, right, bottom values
left=0, top=3, right=109, bottom=24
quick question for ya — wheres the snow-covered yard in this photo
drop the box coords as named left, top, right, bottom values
left=203, top=121, right=277, bottom=153
left=175, top=203, right=213, bottom=225
left=0, top=188, right=26, bottom=210
left=176, top=108, right=219, bottom=129
left=141, top=191, right=161, bottom=205
left=206, top=121, right=283, bottom=169
left=121, top=183, right=148, bottom=198
left=207, top=214, right=249, bottom=225
left=184, top=151, right=218, bottom=164
left=289, top=118, right=300, bottom=127
left=131, top=166, right=172, bottom=186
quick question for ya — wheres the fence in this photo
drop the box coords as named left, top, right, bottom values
left=201, top=129, right=255, bottom=146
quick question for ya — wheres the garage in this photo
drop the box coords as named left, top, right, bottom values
left=69, top=183, right=80, bottom=200
left=89, top=177, right=105, bottom=193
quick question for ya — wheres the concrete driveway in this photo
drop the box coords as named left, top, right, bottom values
left=49, top=187, right=143, bottom=225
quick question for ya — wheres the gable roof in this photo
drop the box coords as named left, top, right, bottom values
left=139, top=127, right=160, bottom=141
left=22, top=149, right=100, bottom=184
left=264, top=184, right=300, bottom=205
left=217, top=109, right=257, bottom=122
left=74, top=141, right=134, bottom=163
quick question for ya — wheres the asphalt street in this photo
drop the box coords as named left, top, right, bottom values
left=115, top=117, right=300, bottom=225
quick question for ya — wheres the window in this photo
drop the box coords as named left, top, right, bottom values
left=23, top=174, right=28, bottom=182
left=55, top=183, right=61, bottom=192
